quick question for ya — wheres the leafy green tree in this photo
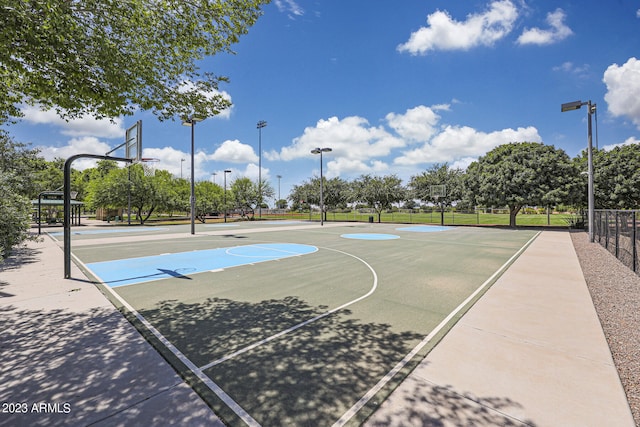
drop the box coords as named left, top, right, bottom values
left=0, top=132, right=43, bottom=259
left=1, top=0, right=269, bottom=123
left=409, top=163, right=464, bottom=225
left=291, top=177, right=350, bottom=218
left=155, top=172, right=187, bottom=217
left=465, top=142, right=581, bottom=227
left=195, top=181, right=223, bottom=219
left=231, top=177, right=258, bottom=218
left=350, top=174, right=406, bottom=223
left=88, top=164, right=167, bottom=224
left=230, top=177, right=273, bottom=219
left=585, top=145, right=640, bottom=209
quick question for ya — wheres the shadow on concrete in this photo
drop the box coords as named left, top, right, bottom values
left=138, top=296, right=533, bottom=426
left=0, top=305, right=219, bottom=427
left=364, top=378, right=537, bottom=427
left=0, top=246, right=42, bottom=272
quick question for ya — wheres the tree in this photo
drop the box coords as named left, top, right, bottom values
left=0, top=131, right=43, bottom=260
left=1, top=0, right=269, bottom=123
left=409, top=163, right=464, bottom=225
left=230, top=177, right=273, bottom=219
left=588, top=145, right=640, bottom=209
left=87, top=163, right=167, bottom=224
left=465, top=142, right=581, bottom=227
left=350, top=174, right=406, bottom=223
left=195, top=181, right=223, bottom=220
left=290, top=177, right=350, bottom=219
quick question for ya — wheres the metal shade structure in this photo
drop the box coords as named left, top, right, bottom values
left=182, top=117, right=204, bottom=235
left=311, top=147, right=332, bottom=226
left=561, top=100, right=596, bottom=242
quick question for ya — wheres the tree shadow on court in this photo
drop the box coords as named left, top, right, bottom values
left=0, top=304, right=222, bottom=427
left=141, top=297, right=534, bottom=426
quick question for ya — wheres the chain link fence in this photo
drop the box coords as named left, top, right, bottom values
left=594, top=210, right=640, bottom=275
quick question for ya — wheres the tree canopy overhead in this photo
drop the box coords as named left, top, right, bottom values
left=1, top=0, right=270, bottom=123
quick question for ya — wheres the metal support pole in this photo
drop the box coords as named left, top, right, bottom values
left=64, top=154, right=131, bottom=278
left=587, top=101, right=595, bottom=242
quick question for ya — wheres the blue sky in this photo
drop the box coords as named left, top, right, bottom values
left=6, top=0, right=640, bottom=204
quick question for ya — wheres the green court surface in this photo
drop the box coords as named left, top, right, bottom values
left=66, top=222, right=539, bottom=426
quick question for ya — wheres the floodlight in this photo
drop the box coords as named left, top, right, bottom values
left=561, top=100, right=584, bottom=112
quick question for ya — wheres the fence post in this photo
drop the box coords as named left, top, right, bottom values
left=615, top=211, right=620, bottom=259
left=605, top=211, right=609, bottom=249
left=633, top=212, right=638, bottom=273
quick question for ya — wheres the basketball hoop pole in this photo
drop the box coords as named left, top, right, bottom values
left=64, top=153, right=132, bottom=279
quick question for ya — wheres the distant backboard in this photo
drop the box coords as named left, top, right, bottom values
left=125, top=120, right=142, bottom=161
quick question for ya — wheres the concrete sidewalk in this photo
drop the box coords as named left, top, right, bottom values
left=0, top=233, right=223, bottom=427
left=1, top=229, right=634, bottom=426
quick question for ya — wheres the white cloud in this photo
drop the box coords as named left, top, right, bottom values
left=241, top=163, right=270, bottom=183
left=36, top=137, right=113, bottom=170
left=274, top=0, right=304, bottom=19
left=279, top=115, right=404, bottom=162
left=552, top=61, right=590, bottom=78
left=602, top=136, right=640, bottom=151
left=394, top=125, right=541, bottom=165
left=386, top=105, right=445, bottom=143
left=397, top=0, right=518, bottom=55
left=211, top=139, right=258, bottom=163
left=276, top=115, right=404, bottom=177
left=517, top=8, right=573, bottom=45
left=141, top=146, right=189, bottom=178
left=21, top=105, right=124, bottom=138
left=603, top=57, right=640, bottom=129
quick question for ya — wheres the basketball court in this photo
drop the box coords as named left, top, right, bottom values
left=53, top=221, right=539, bottom=426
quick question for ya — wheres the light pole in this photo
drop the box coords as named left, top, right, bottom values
left=311, top=147, right=332, bottom=226
left=276, top=174, right=282, bottom=209
left=224, top=169, right=231, bottom=223
left=257, top=120, right=267, bottom=218
left=561, top=100, right=596, bottom=242
left=182, top=116, right=203, bottom=235
left=212, top=172, right=217, bottom=185
left=180, top=158, right=185, bottom=179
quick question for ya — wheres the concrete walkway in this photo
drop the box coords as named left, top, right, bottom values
left=0, top=229, right=634, bottom=426
left=0, top=233, right=223, bottom=427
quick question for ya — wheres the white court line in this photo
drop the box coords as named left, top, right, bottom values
left=199, top=247, right=378, bottom=370
left=74, top=253, right=261, bottom=427
left=224, top=243, right=317, bottom=259
left=331, top=231, right=541, bottom=427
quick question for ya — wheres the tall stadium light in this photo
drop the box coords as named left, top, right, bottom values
left=561, top=100, right=596, bottom=242
left=224, top=169, right=231, bottom=223
left=311, top=147, right=332, bottom=226
left=257, top=120, right=267, bottom=218
left=276, top=174, right=282, bottom=209
left=182, top=116, right=203, bottom=234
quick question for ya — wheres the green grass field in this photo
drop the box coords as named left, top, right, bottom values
left=260, top=211, right=578, bottom=227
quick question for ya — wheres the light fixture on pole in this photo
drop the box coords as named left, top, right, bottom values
left=311, top=147, right=332, bottom=226
left=182, top=116, right=203, bottom=235
left=224, top=169, right=231, bottom=223
left=561, top=100, right=596, bottom=242
left=276, top=174, right=282, bottom=209
left=257, top=120, right=267, bottom=218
